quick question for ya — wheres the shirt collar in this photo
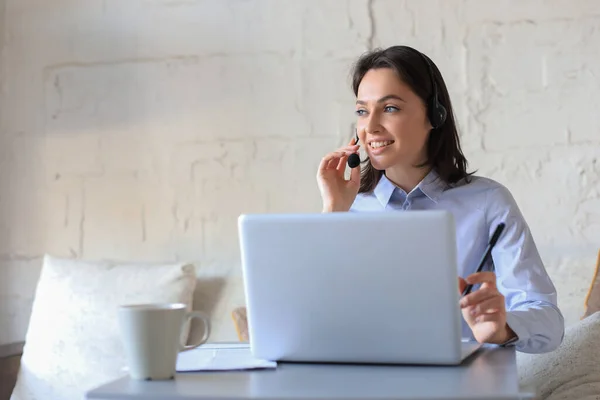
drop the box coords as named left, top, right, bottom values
left=373, top=169, right=447, bottom=207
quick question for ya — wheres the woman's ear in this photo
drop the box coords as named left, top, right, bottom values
left=425, top=114, right=434, bottom=131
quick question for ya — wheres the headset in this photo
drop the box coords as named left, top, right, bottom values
left=416, top=49, right=447, bottom=130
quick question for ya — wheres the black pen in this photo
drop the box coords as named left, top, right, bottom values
left=461, top=222, right=506, bottom=296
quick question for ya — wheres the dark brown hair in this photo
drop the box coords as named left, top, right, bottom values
left=351, top=45, right=472, bottom=193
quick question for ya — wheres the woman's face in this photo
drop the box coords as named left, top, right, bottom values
left=355, top=68, right=431, bottom=171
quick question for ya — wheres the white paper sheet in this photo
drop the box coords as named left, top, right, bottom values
left=176, top=342, right=277, bottom=372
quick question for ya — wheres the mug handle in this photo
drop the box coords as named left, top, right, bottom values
left=180, top=311, right=211, bottom=352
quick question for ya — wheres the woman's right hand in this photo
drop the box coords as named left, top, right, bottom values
left=316, top=137, right=361, bottom=212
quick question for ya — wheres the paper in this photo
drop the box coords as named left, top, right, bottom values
left=176, top=342, right=277, bottom=372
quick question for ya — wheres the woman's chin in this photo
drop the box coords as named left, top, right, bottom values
left=367, top=154, right=397, bottom=171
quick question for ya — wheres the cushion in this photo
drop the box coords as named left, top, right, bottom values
left=582, top=249, right=600, bottom=318
left=517, top=311, right=600, bottom=400
left=231, top=306, right=249, bottom=342
left=10, top=255, right=197, bottom=400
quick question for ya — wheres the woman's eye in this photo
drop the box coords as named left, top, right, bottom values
left=355, top=109, right=367, bottom=116
left=384, top=106, right=399, bottom=112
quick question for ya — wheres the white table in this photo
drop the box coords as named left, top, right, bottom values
left=86, top=345, right=534, bottom=400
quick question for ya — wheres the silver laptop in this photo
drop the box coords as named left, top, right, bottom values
left=237, top=210, right=482, bottom=365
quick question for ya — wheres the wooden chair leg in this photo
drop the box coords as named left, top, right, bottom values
left=231, top=307, right=249, bottom=342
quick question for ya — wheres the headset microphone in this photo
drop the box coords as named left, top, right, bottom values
left=347, top=133, right=361, bottom=168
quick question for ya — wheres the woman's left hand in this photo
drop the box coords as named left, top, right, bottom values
left=458, top=272, right=515, bottom=344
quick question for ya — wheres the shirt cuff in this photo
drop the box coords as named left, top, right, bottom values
left=504, top=311, right=530, bottom=348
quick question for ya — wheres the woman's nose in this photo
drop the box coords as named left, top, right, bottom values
left=364, top=113, right=382, bottom=134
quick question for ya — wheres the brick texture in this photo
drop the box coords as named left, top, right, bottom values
left=1, top=0, right=599, bottom=344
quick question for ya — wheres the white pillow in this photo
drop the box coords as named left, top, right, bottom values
left=517, top=312, right=600, bottom=400
left=11, top=255, right=198, bottom=400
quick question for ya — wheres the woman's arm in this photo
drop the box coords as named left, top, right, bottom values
left=486, top=184, right=565, bottom=354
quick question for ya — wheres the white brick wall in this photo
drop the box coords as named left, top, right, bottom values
left=1, top=0, right=599, bottom=345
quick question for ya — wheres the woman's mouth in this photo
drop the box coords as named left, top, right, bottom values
left=369, top=140, right=395, bottom=149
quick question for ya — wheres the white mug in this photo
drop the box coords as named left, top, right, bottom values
left=118, top=303, right=211, bottom=380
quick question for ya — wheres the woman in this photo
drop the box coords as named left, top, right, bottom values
left=317, top=45, right=564, bottom=354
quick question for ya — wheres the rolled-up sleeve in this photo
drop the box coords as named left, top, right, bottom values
left=486, top=185, right=565, bottom=354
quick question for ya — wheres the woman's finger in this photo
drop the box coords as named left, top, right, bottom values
left=473, top=313, right=503, bottom=324
left=319, top=146, right=359, bottom=176
left=319, top=153, right=341, bottom=174
left=460, top=288, right=499, bottom=308
left=336, top=154, right=348, bottom=173
left=468, top=296, right=503, bottom=318
left=326, top=157, right=340, bottom=170
left=320, top=152, right=343, bottom=167
left=465, top=271, right=497, bottom=285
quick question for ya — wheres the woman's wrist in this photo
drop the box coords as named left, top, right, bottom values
left=492, top=324, right=517, bottom=345
left=322, top=203, right=349, bottom=213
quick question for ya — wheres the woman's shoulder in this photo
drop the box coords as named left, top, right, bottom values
left=454, top=174, right=506, bottom=190
left=449, top=174, right=521, bottom=210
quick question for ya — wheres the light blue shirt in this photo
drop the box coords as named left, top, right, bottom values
left=350, top=170, right=564, bottom=354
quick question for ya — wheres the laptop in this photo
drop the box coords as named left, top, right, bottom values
left=237, top=210, right=482, bottom=365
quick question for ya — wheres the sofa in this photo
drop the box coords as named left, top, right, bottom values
left=2, top=250, right=600, bottom=400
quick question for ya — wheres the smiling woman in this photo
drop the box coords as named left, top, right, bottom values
left=316, top=45, right=565, bottom=355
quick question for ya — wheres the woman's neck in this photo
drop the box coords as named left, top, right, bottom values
left=384, top=165, right=432, bottom=194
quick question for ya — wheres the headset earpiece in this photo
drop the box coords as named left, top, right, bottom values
left=429, top=95, right=447, bottom=129
left=418, top=52, right=447, bottom=129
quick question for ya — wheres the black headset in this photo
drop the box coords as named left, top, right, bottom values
left=415, top=49, right=447, bottom=130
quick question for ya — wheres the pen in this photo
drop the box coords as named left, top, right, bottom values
left=461, top=222, right=506, bottom=296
